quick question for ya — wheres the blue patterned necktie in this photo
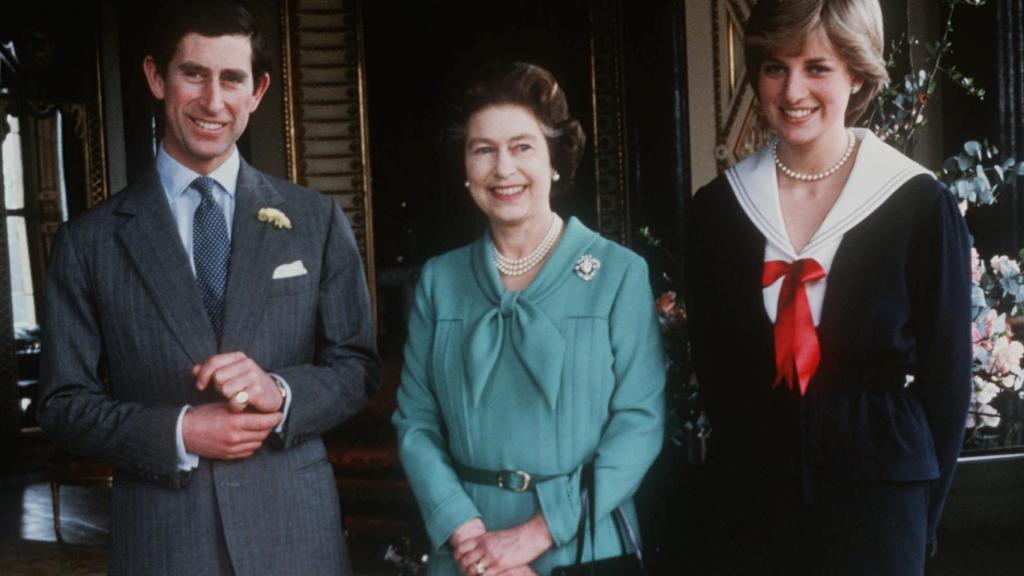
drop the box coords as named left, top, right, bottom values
left=191, top=176, right=231, bottom=340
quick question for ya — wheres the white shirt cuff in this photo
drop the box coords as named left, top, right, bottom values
left=269, top=373, right=293, bottom=433
left=175, top=405, right=200, bottom=470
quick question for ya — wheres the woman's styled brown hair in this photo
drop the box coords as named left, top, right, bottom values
left=447, top=62, right=586, bottom=189
left=744, top=0, right=888, bottom=124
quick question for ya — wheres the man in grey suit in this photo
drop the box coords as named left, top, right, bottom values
left=37, top=1, right=378, bottom=573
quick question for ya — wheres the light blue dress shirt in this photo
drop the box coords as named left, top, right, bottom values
left=155, top=144, right=292, bottom=470
left=157, top=143, right=239, bottom=271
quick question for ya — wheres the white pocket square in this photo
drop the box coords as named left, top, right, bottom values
left=272, top=260, right=308, bottom=279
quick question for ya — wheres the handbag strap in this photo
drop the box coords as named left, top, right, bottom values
left=572, top=463, right=592, bottom=566
left=570, top=462, right=645, bottom=571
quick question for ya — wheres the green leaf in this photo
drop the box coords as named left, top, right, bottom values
left=977, top=181, right=996, bottom=204
left=943, top=156, right=961, bottom=175
left=956, top=178, right=972, bottom=199
left=964, top=140, right=982, bottom=160
left=974, top=166, right=991, bottom=189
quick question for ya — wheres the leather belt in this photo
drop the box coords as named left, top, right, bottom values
left=453, top=462, right=560, bottom=493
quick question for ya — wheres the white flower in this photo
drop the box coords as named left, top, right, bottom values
left=974, top=376, right=1001, bottom=404
left=969, top=376, right=1003, bottom=428
left=989, top=255, right=1021, bottom=277
left=1000, top=373, right=1024, bottom=392
left=257, top=207, right=292, bottom=230
left=986, top=336, right=1024, bottom=375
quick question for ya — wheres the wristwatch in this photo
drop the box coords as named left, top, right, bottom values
left=271, top=375, right=288, bottom=410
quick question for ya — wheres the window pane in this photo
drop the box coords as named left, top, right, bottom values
left=2, top=115, right=25, bottom=211
left=7, top=216, right=36, bottom=330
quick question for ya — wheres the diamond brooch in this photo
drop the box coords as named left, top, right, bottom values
left=574, top=254, right=601, bottom=282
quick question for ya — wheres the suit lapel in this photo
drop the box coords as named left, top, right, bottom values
left=219, top=161, right=287, bottom=354
left=115, top=169, right=218, bottom=364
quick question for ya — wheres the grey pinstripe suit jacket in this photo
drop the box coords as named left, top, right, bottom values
left=38, top=159, right=379, bottom=575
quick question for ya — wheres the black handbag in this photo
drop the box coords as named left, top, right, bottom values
left=550, top=463, right=646, bottom=575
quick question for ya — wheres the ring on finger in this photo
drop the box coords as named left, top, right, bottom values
left=233, top=390, right=250, bottom=405
left=475, top=561, right=487, bottom=575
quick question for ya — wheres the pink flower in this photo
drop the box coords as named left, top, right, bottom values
left=972, top=323, right=988, bottom=357
left=655, top=291, right=686, bottom=330
left=986, top=336, right=1024, bottom=375
left=973, top=309, right=998, bottom=354
left=983, top=309, right=998, bottom=340
left=656, top=291, right=677, bottom=317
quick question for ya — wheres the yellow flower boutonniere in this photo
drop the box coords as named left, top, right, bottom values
left=257, top=207, right=291, bottom=230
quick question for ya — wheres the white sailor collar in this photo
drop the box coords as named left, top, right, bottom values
left=725, top=128, right=932, bottom=260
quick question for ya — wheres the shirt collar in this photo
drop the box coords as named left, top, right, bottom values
left=156, top=143, right=241, bottom=203
left=726, top=128, right=931, bottom=260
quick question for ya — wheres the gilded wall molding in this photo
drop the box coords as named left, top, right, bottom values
left=711, top=0, right=769, bottom=172
left=65, top=41, right=110, bottom=209
left=280, top=0, right=299, bottom=184
left=589, top=0, right=629, bottom=244
left=281, top=0, right=376, bottom=321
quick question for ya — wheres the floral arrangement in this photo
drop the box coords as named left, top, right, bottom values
left=964, top=243, right=1024, bottom=446
left=640, top=228, right=705, bottom=461
left=866, top=0, right=989, bottom=154
left=865, top=0, right=1024, bottom=449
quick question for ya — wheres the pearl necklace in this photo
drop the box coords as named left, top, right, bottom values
left=772, top=129, right=856, bottom=182
left=493, top=215, right=563, bottom=277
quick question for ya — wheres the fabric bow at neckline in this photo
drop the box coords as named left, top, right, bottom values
left=463, top=290, right=566, bottom=410
left=763, top=258, right=826, bottom=395
left=463, top=217, right=596, bottom=410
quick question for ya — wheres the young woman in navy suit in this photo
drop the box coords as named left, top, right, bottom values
left=686, top=1, right=972, bottom=574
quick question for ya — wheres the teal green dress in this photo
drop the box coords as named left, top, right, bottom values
left=393, top=217, right=665, bottom=575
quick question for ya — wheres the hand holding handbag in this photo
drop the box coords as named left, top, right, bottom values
left=550, top=463, right=646, bottom=575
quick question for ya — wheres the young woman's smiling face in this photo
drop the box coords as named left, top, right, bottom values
left=757, top=27, right=859, bottom=150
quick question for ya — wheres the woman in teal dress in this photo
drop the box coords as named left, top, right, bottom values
left=393, top=62, right=665, bottom=576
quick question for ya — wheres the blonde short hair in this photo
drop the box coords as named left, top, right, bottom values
left=744, top=0, right=888, bottom=124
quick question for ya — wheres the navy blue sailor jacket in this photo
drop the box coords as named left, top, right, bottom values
left=685, top=131, right=972, bottom=546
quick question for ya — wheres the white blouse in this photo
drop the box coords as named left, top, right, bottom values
left=725, top=129, right=932, bottom=326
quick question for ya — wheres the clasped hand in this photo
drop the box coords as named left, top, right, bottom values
left=182, top=352, right=284, bottom=461
left=450, top=515, right=552, bottom=576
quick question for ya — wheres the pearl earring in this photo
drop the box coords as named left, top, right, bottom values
left=552, top=171, right=561, bottom=182
left=464, top=180, right=470, bottom=189
left=851, top=84, right=862, bottom=94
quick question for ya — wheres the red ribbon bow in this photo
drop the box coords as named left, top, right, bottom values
left=762, top=259, right=826, bottom=395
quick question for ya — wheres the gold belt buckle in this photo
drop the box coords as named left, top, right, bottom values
left=497, top=470, right=532, bottom=492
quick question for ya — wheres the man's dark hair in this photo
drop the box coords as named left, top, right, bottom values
left=149, top=0, right=271, bottom=85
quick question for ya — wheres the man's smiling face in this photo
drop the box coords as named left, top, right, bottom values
left=144, top=32, right=269, bottom=174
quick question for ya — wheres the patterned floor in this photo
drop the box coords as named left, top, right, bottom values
left=0, top=472, right=1018, bottom=575
left=0, top=478, right=107, bottom=575
left=0, top=475, right=406, bottom=575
